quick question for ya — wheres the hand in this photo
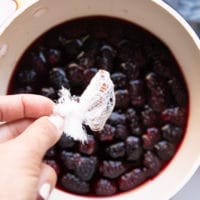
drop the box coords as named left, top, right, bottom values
left=0, top=94, right=64, bottom=200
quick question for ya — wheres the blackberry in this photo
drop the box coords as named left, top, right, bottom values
left=49, top=67, right=69, bottom=89
left=57, top=134, right=75, bottom=149
left=106, top=142, right=126, bottom=159
left=75, top=156, right=98, bottom=181
left=141, top=105, right=158, bottom=127
left=95, top=124, right=115, bottom=142
left=125, top=136, right=143, bottom=161
left=155, top=140, right=176, bottom=161
left=108, top=112, right=126, bottom=126
left=162, top=124, right=183, bottom=144
left=120, top=61, right=140, bottom=80
left=142, top=127, right=161, bottom=150
left=60, top=151, right=81, bottom=170
left=40, top=87, right=56, bottom=99
left=143, top=151, right=161, bottom=177
left=115, top=124, right=128, bottom=140
left=146, top=72, right=168, bottom=112
left=83, top=68, right=98, bottom=86
left=67, top=63, right=84, bottom=86
left=129, top=80, right=145, bottom=107
left=126, top=108, right=143, bottom=136
left=79, top=134, right=96, bottom=155
left=77, top=51, right=96, bottom=69
left=111, top=72, right=127, bottom=89
left=94, top=179, right=117, bottom=196
left=17, top=69, right=37, bottom=85
left=99, top=160, right=127, bottom=179
left=45, top=48, right=61, bottom=65
left=119, top=168, right=146, bottom=191
left=61, top=173, right=90, bottom=194
left=115, top=89, right=130, bottom=109
left=161, top=107, right=186, bottom=126
left=64, top=39, right=82, bottom=58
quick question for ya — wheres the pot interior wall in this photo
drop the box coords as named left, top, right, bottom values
left=0, top=0, right=200, bottom=199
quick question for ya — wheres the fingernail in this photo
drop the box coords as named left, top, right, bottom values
left=48, top=114, right=64, bottom=133
left=39, top=183, right=51, bottom=200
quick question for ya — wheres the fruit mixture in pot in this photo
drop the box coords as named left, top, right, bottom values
left=7, top=17, right=189, bottom=196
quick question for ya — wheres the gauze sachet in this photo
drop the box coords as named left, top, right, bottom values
left=52, top=70, right=115, bottom=143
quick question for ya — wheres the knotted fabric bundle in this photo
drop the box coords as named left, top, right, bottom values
left=52, top=70, right=115, bottom=143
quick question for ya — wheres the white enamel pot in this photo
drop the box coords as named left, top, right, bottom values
left=0, top=0, right=200, bottom=199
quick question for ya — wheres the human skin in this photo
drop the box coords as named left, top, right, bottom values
left=0, top=94, right=64, bottom=200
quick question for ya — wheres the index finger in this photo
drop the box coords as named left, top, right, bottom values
left=0, top=94, right=55, bottom=122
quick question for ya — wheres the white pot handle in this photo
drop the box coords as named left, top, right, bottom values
left=0, top=0, right=39, bottom=27
left=15, top=0, right=39, bottom=9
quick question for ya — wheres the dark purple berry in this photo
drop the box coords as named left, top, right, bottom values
left=95, top=124, right=115, bottom=142
left=46, top=48, right=61, bottom=65
left=141, top=105, right=158, bottom=127
left=75, top=156, right=98, bottom=181
left=96, top=55, right=113, bottom=71
left=143, top=151, right=161, bottom=177
left=142, top=127, right=161, bottom=149
left=129, top=80, right=145, bottom=107
left=153, top=59, right=172, bottom=79
left=30, top=51, right=47, bottom=74
left=115, top=124, right=128, bottom=140
left=162, top=124, right=183, bottom=144
left=17, top=69, right=37, bottom=85
left=64, top=39, right=82, bottom=58
left=115, top=89, right=130, bottom=109
left=57, top=134, right=75, bottom=149
left=155, top=140, right=176, bottom=161
left=49, top=67, right=69, bottom=89
left=108, top=112, right=126, bottom=125
left=97, top=44, right=116, bottom=71
left=94, top=179, right=117, bottom=196
left=60, top=151, right=81, bottom=170
left=100, top=45, right=116, bottom=58
left=67, top=63, right=84, bottom=86
left=168, top=78, right=188, bottom=106
left=83, top=68, right=98, bottom=86
left=120, top=61, right=140, bottom=80
left=126, top=108, right=143, bottom=136
left=111, top=72, right=127, bottom=89
left=117, top=40, right=134, bottom=61
left=77, top=51, right=96, bottom=69
left=83, top=37, right=101, bottom=55
left=146, top=72, right=167, bottom=112
left=40, top=87, right=56, bottom=99
left=61, top=173, right=90, bottom=194
left=99, top=160, right=127, bottom=179
left=119, top=168, right=146, bottom=191
left=126, top=136, right=142, bottom=161
left=161, top=107, right=186, bottom=126
left=106, top=142, right=126, bottom=159
left=79, top=135, right=96, bottom=155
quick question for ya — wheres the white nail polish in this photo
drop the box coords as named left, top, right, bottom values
left=48, top=115, right=64, bottom=133
left=39, top=183, right=51, bottom=200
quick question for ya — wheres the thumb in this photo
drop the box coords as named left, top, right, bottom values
left=16, top=115, right=64, bottom=159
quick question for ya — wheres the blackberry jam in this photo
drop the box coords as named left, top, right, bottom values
left=7, top=16, right=189, bottom=196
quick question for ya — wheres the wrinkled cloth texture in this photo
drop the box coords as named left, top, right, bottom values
left=164, top=0, right=200, bottom=37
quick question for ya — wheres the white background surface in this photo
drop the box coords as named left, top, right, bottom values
left=0, top=1, right=200, bottom=200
